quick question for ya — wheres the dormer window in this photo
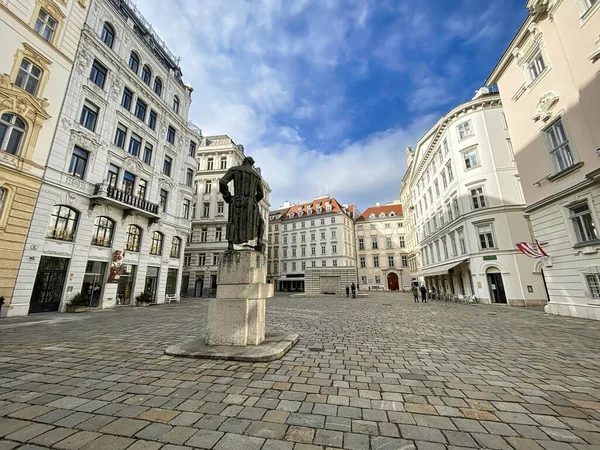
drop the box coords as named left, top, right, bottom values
left=369, top=213, right=376, bottom=219
left=379, top=213, right=386, bottom=218
left=298, top=210, right=303, bottom=217
left=390, top=212, right=396, bottom=217
left=289, top=212, right=295, bottom=218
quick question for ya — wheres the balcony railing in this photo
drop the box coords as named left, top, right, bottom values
left=93, top=183, right=159, bottom=216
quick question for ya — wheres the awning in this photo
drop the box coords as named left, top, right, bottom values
left=413, top=259, right=469, bottom=278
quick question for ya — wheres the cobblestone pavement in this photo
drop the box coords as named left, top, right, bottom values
left=1, top=293, right=600, bottom=450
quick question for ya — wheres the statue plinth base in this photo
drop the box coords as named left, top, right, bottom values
left=207, top=249, right=273, bottom=346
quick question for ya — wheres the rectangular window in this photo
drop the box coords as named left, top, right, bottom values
left=201, top=228, right=207, bottom=242
left=217, top=201, right=224, bottom=216
left=360, top=256, right=366, bottom=268
left=134, top=99, right=147, bottom=121
left=121, top=87, right=133, bottom=110
left=371, top=237, right=378, bottom=249
left=167, top=126, right=176, bottom=145
left=183, top=199, right=191, bottom=219
left=527, top=52, right=547, bottom=81
left=386, top=237, right=392, bottom=249
left=373, top=256, right=379, bottom=268
left=331, top=217, right=336, bottom=224
left=569, top=202, right=598, bottom=243
left=458, top=229, right=466, bottom=254
left=16, top=59, right=41, bottom=95
left=399, top=236, right=405, bottom=248
left=332, top=244, right=337, bottom=254
left=435, top=241, right=441, bottom=261
left=122, top=171, right=135, bottom=195
left=375, top=275, right=381, bottom=285
left=143, top=144, right=153, bottom=165
left=220, top=156, right=227, bottom=169
left=207, top=158, right=214, bottom=170
left=311, top=246, right=316, bottom=256
left=107, top=163, right=119, bottom=187
left=585, top=274, right=600, bottom=298
left=186, top=168, right=194, bottom=187
left=446, top=162, right=454, bottom=182
left=301, top=247, right=306, bottom=256
left=450, top=233, right=457, bottom=256
left=163, top=156, right=172, bottom=177
left=331, top=230, right=337, bottom=239
left=402, top=255, right=408, bottom=267
left=463, top=148, right=479, bottom=169
left=34, top=8, right=57, bottom=42
left=68, top=146, right=88, bottom=179
left=332, top=260, right=338, bottom=267
left=189, top=141, right=197, bottom=158
left=358, top=238, right=364, bottom=250
left=442, top=238, right=449, bottom=259
left=89, top=60, right=107, bottom=89
left=453, top=197, right=460, bottom=218
left=434, top=180, right=440, bottom=196
left=292, top=248, right=297, bottom=257
left=148, top=110, right=157, bottom=130
left=159, top=189, right=168, bottom=212
left=292, top=262, right=296, bottom=272
left=471, top=187, right=486, bottom=209
left=136, top=179, right=147, bottom=199
left=477, top=224, right=495, bottom=249
left=205, top=180, right=212, bottom=194
left=442, top=138, right=449, bottom=155
left=321, top=245, right=326, bottom=255
left=457, top=120, right=474, bottom=140
left=441, top=171, right=447, bottom=189
left=388, top=255, right=394, bottom=267
left=322, top=260, right=327, bottom=267
left=114, top=124, right=127, bottom=148
left=546, top=119, right=575, bottom=173
left=79, top=101, right=98, bottom=132
left=128, top=134, right=141, bottom=157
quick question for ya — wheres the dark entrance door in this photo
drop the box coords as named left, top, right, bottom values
left=387, top=273, right=399, bottom=291
left=29, top=256, right=69, bottom=313
left=194, top=277, right=204, bottom=297
left=487, top=272, right=507, bottom=303
left=144, top=266, right=159, bottom=302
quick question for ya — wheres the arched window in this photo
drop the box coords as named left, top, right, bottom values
left=125, top=225, right=142, bottom=252
left=141, top=64, right=152, bottom=85
left=101, top=22, right=115, bottom=48
left=170, top=236, right=181, bottom=258
left=0, top=113, right=27, bottom=155
left=91, top=216, right=115, bottom=247
left=150, top=231, right=163, bottom=255
left=15, top=58, right=42, bottom=95
left=172, top=95, right=180, bottom=113
left=46, top=205, right=79, bottom=241
left=129, top=52, right=139, bottom=74
left=153, top=77, right=162, bottom=96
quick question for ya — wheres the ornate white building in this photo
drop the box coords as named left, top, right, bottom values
left=399, top=148, right=422, bottom=281
left=408, top=88, right=547, bottom=306
left=487, top=0, right=600, bottom=319
left=355, top=201, right=410, bottom=291
left=274, top=196, right=358, bottom=292
left=267, top=205, right=290, bottom=290
left=1, top=0, right=88, bottom=316
left=182, top=135, right=271, bottom=297
left=9, top=0, right=200, bottom=315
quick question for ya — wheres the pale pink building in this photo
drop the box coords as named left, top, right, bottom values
left=487, top=0, right=600, bottom=319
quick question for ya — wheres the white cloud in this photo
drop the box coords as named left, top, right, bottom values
left=134, top=0, right=438, bottom=210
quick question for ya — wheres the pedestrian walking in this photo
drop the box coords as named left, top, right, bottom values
left=351, top=283, right=356, bottom=299
left=411, top=285, right=419, bottom=302
left=345, top=285, right=350, bottom=298
left=420, top=285, right=427, bottom=302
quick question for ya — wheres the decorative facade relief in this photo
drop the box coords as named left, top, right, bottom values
left=532, top=92, right=560, bottom=122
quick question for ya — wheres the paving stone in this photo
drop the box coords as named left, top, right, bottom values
left=285, top=426, right=315, bottom=443
left=99, top=418, right=150, bottom=437
left=245, top=421, right=288, bottom=439
left=0, top=418, right=30, bottom=438
left=139, top=407, right=181, bottom=423
left=314, top=429, right=343, bottom=447
left=443, top=430, right=478, bottom=448
left=29, top=427, right=77, bottom=446
left=135, top=422, right=172, bottom=440
left=5, top=423, right=54, bottom=442
left=218, top=417, right=251, bottom=434
left=287, top=413, right=325, bottom=428
left=53, top=431, right=101, bottom=449
left=169, top=411, right=202, bottom=426
left=0, top=441, right=19, bottom=450
left=264, top=410, right=290, bottom=423
left=262, top=438, right=294, bottom=450
left=414, top=414, right=457, bottom=430
left=125, top=440, right=164, bottom=450
left=352, top=419, right=379, bottom=435
left=472, top=432, right=512, bottom=450
left=185, top=429, right=224, bottom=448
left=8, top=405, right=54, bottom=420
left=371, top=436, right=417, bottom=450
left=158, top=426, right=197, bottom=445
left=415, top=442, right=445, bottom=450
left=506, top=437, right=546, bottom=450
left=213, top=432, right=264, bottom=450
left=399, top=425, right=447, bottom=444
left=46, top=397, right=90, bottom=410
left=81, top=434, right=135, bottom=450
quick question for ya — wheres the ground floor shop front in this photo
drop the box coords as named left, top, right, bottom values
left=416, top=252, right=547, bottom=306
left=6, top=184, right=186, bottom=316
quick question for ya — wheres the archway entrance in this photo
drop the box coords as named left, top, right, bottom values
left=194, top=277, right=204, bottom=297
left=487, top=268, right=507, bottom=303
left=387, top=273, right=399, bottom=291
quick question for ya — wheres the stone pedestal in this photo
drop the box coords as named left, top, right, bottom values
left=206, top=250, right=273, bottom=346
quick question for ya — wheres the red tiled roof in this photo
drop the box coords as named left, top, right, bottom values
left=358, top=204, right=403, bottom=220
left=284, top=197, right=347, bottom=220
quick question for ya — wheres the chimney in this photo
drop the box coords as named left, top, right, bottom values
left=375, top=202, right=381, bottom=207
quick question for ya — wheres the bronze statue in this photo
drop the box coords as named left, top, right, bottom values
left=219, top=156, right=265, bottom=252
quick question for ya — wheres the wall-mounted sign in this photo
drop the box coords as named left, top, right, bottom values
left=483, top=255, right=497, bottom=261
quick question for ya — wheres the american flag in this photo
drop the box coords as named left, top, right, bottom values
left=516, top=240, right=548, bottom=258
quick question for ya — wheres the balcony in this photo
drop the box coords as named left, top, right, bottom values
left=91, top=183, right=160, bottom=222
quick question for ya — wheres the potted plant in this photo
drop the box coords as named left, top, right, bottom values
left=136, top=292, right=153, bottom=307
left=66, top=293, right=89, bottom=313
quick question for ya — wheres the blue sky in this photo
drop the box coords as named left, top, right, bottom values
left=136, top=0, right=528, bottom=211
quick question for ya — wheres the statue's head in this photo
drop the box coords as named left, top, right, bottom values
left=243, top=156, right=255, bottom=166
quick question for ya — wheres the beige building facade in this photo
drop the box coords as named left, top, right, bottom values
left=399, top=149, right=422, bottom=281
left=487, top=0, right=600, bottom=319
left=0, top=0, right=87, bottom=316
left=355, top=201, right=410, bottom=291
left=267, top=205, right=290, bottom=290
left=407, top=90, right=547, bottom=306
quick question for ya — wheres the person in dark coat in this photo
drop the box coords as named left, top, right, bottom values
left=420, top=285, right=427, bottom=302
left=345, top=285, right=350, bottom=298
left=351, top=283, right=356, bottom=298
